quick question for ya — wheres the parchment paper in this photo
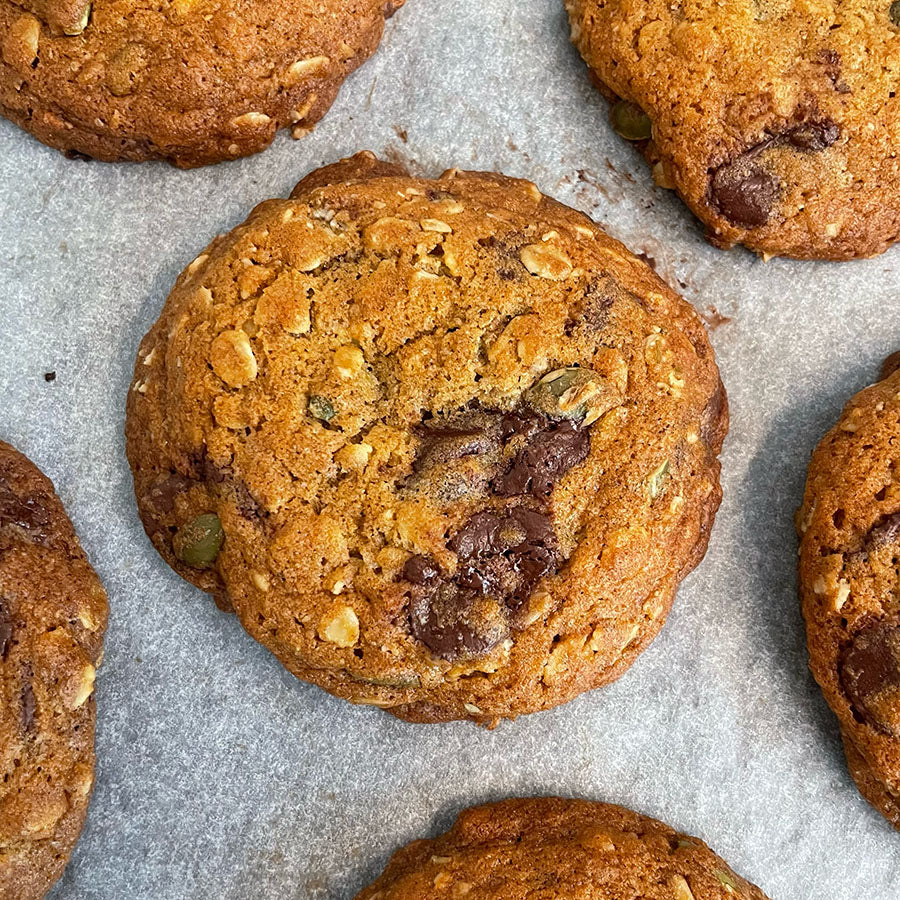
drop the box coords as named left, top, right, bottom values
left=2, top=1, right=899, bottom=896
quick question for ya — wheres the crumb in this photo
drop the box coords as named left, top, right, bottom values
left=44, top=371, right=56, bottom=382
left=700, top=306, right=733, bottom=330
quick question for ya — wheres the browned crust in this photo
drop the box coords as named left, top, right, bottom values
left=355, top=797, right=769, bottom=899
left=0, top=0, right=404, bottom=167
left=0, top=440, right=108, bottom=900
left=843, top=729, right=900, bottom=831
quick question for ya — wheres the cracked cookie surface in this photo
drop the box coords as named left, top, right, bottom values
left=125, top=151, right=727, bottom=724
left=354, top=797, right=770, bottom=899
left=798, top=355, right=900, bottom=829
left=566, top=0, right=900, bottom=260
left=0, top=440, right=108, bottom=900
left=0, top=0, right=404, bottom=166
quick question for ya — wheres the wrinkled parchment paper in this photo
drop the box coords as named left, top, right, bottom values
left=2, top=1, right=899, bottom=896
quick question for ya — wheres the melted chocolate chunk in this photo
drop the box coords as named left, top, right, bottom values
left=405, top=507, right=559, bottom=660
left=711, top=164, right=780, bottom=228
left=0, top=479, right=51, bottom=541
left=412, top=408, right=591, bottom=503
left=862, top=512, right=900, bottom=553
left=494, top=418, right=590, bottom=498
left=403, top=555, right=440, bottom=585
left=841, top=622, right=900, bottom=736
left=785, top=119, right=841, bottom=152
left=710, top=117, right=841, bottom=227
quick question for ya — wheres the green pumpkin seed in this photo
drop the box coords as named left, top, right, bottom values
left=715, top=869, right=738, bottom=892
left=610, top=100, right=652, bottom=141
left=892, top=1, right=900, bottom=26
left=526, top=367, right=597, bottom=420
left=308, top=395, right=335, bottom=422
left=174, top=513, right=223, bottom=568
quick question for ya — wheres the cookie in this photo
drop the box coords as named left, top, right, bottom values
left=798, top=353, right=900, bottom=829
left=354, top=797, right=770, bottom=899
left=0, top=440, right=108, bottom=899
left=0, top=0, right=404, bottom=166
left=565, top=0, right=900, bottom=260
left=125, top=151, right=727, bottom=724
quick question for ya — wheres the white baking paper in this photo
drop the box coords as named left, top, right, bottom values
left=1, top=1, right=899, bottom=896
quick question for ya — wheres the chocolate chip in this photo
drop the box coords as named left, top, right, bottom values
left=494, top=418, right=590, bottom=498
left=405, top=508, right=560, bottom=660
left=0, top=603, right=11, bottom=659
left=147, top=472, right=194, bottom=515
left=785, top=119, right=840, bottom=152
left=710, top=116, right=839, bottom=227
left=880, top=351, right=900, bottom=381
left=818, top=48, right=842, bottom=77
left=711, top=162, right=780, bottom=228
left=841, top=622, right=900, bottom=736
left=451, top=508, right=557, bottom=607
left=408, top=580, right=508, bottom=660
left=891, top=0, right=900, bottom=27
left=862, top=512, right=900, bottom=553
left=402, top=555, right=440, bottom=585
left=0, top=480, right=51, bottom=541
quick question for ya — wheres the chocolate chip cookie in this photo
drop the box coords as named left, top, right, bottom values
left=0, top=0, right=404, bottom=166
left=125, top=152, right=727, bottom=724
left=0, top=440, right=108, bottom=899
left=798, top=353, right=900, bottom=829
left=355, top=797, right=770, bottom=899
left=566, top=0, right=900, bottom=260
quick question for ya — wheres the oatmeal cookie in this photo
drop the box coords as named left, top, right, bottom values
left=566, top=0, right=900, bottom=260
left=0, top=440, right=108, bottom=899
left=799, top=352, right=900, bottom=828
left=355, top=797, right=770, bottom=899
left=125, top=152, right=727, bottom=724
left=0, top=0, right=404, bottom=166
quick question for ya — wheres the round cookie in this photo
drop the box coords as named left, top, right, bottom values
left=125, top=151, right=727, bottom=724
left=798, top=353, right=900, bottom=829
left=0, top=0, right=404, bottom=166
left=354, top=797, right=770, bottom=899
left=565, top=0, right=900, bottom=260
left=0, top=440, right=108, bottom=899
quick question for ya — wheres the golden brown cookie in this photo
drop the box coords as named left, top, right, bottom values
left=354, top=797, right=770, bottom=899
left=125, top=152, right=727, bottom=724
left=0, top=0, right=404, bottom=166
left=0, top=440, right=108, bottom=899
left=565, top=0, right=900, bottom=260
left=798, top=354, right=900, bottom=829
